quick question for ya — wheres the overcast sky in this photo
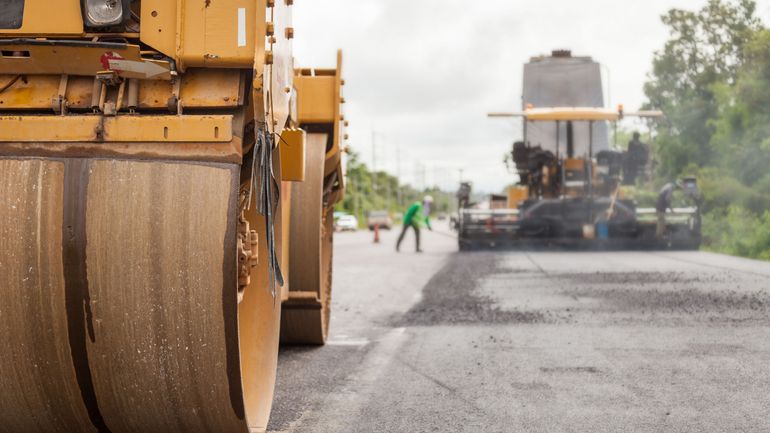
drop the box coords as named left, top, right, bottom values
left=294, top=0, right=770, bottom=193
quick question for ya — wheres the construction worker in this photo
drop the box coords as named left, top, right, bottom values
left=656, top=181, right=681, bottom=238
left=624, top=132, right=650, bottom=184
left=396, top=195, right=433, bottom=253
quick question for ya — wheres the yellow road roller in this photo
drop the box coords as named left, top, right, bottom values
left=0, top=1, right=324, bottom=432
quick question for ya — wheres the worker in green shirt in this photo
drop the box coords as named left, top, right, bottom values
left=396, top=195, right=433, bottom=253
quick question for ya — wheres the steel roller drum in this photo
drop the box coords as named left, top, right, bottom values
left=281, top=133, right=334, bottom=345
left=0, top=157, right=280, bottom=433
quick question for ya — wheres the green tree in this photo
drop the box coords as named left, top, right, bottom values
left=337, top=149, right=456, bottom=225
left=710, top=29, right=770, bottom=194
left=643, top=0, right=770, bottom=260
left=644, top=0, right=760, bottom=177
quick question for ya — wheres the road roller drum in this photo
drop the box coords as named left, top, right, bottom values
left=281, top=52, right=347, bottom=345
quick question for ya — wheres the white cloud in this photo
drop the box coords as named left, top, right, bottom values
left=294, top=0, right=770, bottom=193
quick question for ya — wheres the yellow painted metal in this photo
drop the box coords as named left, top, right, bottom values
left=0, top=1, right=297, bottom=431
left=564, top=158, right=585, bottom=171
left=0, top=43, right=172, bottom=80
left=1, top=1, right=268, bottom=73
left=0, top=75, right=93, bottom=110
left=0, top=141, right=243, bottom=164
left=140, top=0, right=267, bottom=71
left=172, top=0, right=264, bottom=70
left=139, top=69, right=244, bottom=107
left=203, top=0, right=258, bottom=68
left=526, top=107, right=620, bottom=122
left=0, top=115, right=233, bottom=143
left=280, top=128, right=307, bottom=182
left=295, top=75, right=336, bottom=123
left=103, top=115, right=233, bottom=142
left=139, top=1, right=177, bottom=59
left=626, top=110, right=664, bottom=118
left=0, top=1, right=84, bottom=36
left=0, top=116, right=100, bottom=142
left=507, top=186, right=529, bottom=209
left=0, top=69, right=243, bottom=110
left=295, top=51, right=345, bottom=181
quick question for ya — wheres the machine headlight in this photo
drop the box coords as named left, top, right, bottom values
left=82, top=0, right=130, bottom=28
left=0, top=0, right=25, bottom=30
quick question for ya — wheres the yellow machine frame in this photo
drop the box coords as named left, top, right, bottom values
left=279, top=50, right=347, bottom=345
left=0, top=2, right=303, bottom=433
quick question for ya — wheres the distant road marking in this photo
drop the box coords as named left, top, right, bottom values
left=326, top=338, right=370, bottom=347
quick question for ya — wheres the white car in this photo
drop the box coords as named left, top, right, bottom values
left=336, top=215, right=359, bottom=232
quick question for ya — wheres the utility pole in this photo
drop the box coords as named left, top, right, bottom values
left=601, top=63, right=611, bottom=109
left=421, top=164, right=426, bottom=192
left=386, top=177, right=392, bottom=211
left=371, top=130, right=377, bottom=195
left=350, top=167, right=359, bottom=221
left=396, top=142, right=402, bottom=208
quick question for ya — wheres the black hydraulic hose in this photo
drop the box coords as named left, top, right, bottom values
left=0, top=75, right=21, bottom=94
left=566, top=121, right=575, bottom=158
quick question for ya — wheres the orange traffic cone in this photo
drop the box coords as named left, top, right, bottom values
left=373, top=224, right=380, bottom=243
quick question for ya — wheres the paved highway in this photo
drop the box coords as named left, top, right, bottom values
left=268, top=225, right=770, bottom=432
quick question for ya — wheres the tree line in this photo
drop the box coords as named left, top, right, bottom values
left=645, top=0, right=770, bottom=260
left=336, top=150, right=455, bottom=225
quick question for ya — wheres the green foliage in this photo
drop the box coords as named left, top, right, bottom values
left=703, top=206, right=770, bottom=260
left=645, top=0, right=761, bottom=178
left=644, top=0, right=770, bottom=260
left=693, top=167, right=770, bottom=214
left=620, top=186, right=659, bottom=208
left=710, top=29, right=770, bottom=186
left=336, top=149, right=455, bottom=225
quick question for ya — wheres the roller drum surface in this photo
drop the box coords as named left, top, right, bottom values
left=282, top=133, right=334, bottom=345
left=0, top=158, right=280, bottom=433
left=0, top=159, right=96, bottom=433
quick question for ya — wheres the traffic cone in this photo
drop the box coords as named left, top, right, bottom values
left=373, top=224, right=380, bottom=243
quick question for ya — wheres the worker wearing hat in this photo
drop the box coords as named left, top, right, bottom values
left=656, top=180, right=682, bottom=239
left=396, top=195, right=433, bottom=253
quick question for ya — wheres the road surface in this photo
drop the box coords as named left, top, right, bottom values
left=268, top=225, right=770, bottom=432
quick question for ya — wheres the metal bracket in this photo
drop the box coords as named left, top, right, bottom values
left=95, top=71, right=122, bottom=116
left=167, top=78, right=183, bottom=115
left=51, top=74, right=69, bottom=115
left=237, top=214, right=259, bottom=303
